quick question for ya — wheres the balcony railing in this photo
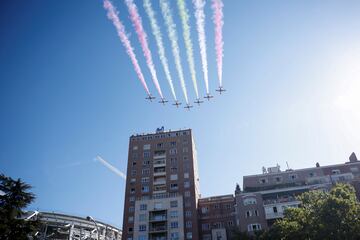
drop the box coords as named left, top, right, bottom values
left=149, top=226, right=167, bottom=232
left=149, top=215, right=167, bottom=222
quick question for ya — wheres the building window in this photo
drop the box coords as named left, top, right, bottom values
left=128, top=216, right=134, bottom=222
left=185, top=191, right=191, bottom=197
left=274, top=176, right=282, bottom=183
left=201, top=207, right=209, bottom=214
left=202, top=234, right=211, bottom=240
left=143, top=144, right=151, bottom=150
left=259, top=178, right=268, bottom=184
left=138, top=235, right=147, bottom=240
left=184, top=181, right=190, bottom=188
left=309, top=172, right=316, bottom=177
left=130, top=188, right=135, bottom=194
left=170, top=200, right=178, bottom=208
left=140, top=204, right=147, bottom=211
left=254, top=210, right=259, bottom=216
left=156, top=143, right=164, bottom=148
left=130, top=178, right=136, bottom=183
left=186, top=221, right=192, bottom=228
left=139, top=214, right=146, bottom=221
left=243, top=197, right=257, bottom=206
left=142, top=169, right=150, bottom=175
left=131, top=170, right=136, bottom=176
left=170, top=221, right=179, bottom=229
left=170, top=141, right=177, bottom=147
left=170, top=157, right=177, bottom=164
left=170, top=183, right=178, bottom=190
left=143, top=160, right=150, bottom=165
left=143, top=152, right=151, bottom=158
left=224, top=204, right=231, bottom=209
left=141, top=177, right=149, bottom=183
left=132, top=153, right=138, bottom=159
left=141, top=186, right=149, bottom=193
left=228, top=221, right=234, bottom=226
left=214, top=204, right=220, bottom=209
left=202, top=223, right=210, bottom=230
left=185, top=211, right=192, bottom=218
left=132, top=161, right=137, bottom=167
left=273, top=206, right=278, bottom=213
left=185, top=200, right=191, bottom=207
left=332, top=169, right=341, bottom=175
left=154, top=202, right=163, bottom=210
left=171, top=174, right=178, bottom=181
left=139, top=225, right=147, bottom=232
left=183, top=156, right=188, bottom=161
left=183, top=147, right=189, bottom=153
left=130, top=196, right=135, bottom=202
left=170, top=232, right=179, bottom=240
left=170, top=210, right=178, bottom=218
left=350, top=167, right=359, bottom=172
left=133, top=146, right=138, bottom=150
left=128, top=227, right=133, bottom=233
left=171, top=167, right=178, bottom=173
left=289, top=174, right=298, bottom=180
left=186, top=232, right=192, bottom=239
left=246, top=210, right=252, bottom=218
left=184, top=173, right=189, bottom=178
left=129, top=206, right=134, bottom=212
left=247, top=224, right=261, bottom=232
left=170, top=148, right=177, bottom=155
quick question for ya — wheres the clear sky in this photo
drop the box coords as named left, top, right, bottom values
left=1, top=0, right=360, bottom=228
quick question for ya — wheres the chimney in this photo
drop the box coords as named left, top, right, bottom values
left=316, top=162, right=320, bottom=168
left=349, top=152, right=358, bottom=162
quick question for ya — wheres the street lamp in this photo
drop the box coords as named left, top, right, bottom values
left=86, top=216, right=99, bottom=240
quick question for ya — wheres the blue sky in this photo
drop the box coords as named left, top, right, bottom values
left=1, top=0, right=360, bottom=228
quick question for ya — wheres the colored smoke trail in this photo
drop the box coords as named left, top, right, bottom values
left=103, top=0, right=150, bottom=95
left=212, top=0, right=224, bottom=87
left=125, top=0, right=163, bottom=99
left=143, top=0, right=177, bottom=101
left=177, top=0, right=199, bottom=99
left=160, top=0, right=189, bottom=104
left=193, top=0, right=209, bottom=94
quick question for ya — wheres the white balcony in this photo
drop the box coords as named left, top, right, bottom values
left=264, top=200, right=301, bottom=220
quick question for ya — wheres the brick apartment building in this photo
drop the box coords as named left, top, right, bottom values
left=122, top=128, right=200, bottom=240
left=235, top=152, right=360, bottom=233
left=122, top=128, right=360, bottom=240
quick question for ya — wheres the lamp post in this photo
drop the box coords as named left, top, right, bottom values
left=86, top=216, right=99, bottom=240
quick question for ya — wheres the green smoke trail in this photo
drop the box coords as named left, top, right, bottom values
left=143, top=0, right=177, bottom=101
left=160, top=0, right=189, bottom=104
left=177, top=0, right=199, bottom=99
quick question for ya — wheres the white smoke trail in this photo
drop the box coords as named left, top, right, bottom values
left=193, top=0, right=209, bottom=94
left=212, top=0, right=224, bottom=87
left=177, top=0, right=199, bottom=99
left=143, top=0, right=177, bottom=101
left=95, top=155, right=126, bottom=180
left=160, top=0, right=189, bottom=104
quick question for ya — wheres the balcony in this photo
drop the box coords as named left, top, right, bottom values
left=149, top=226, right=167, bottom=233
left=264, top=200, right=301, bottom=220
left=149, top=215, right=167, bottom=222
left=153, top=179, right=166, bottom=185
left=154, top=167, right=166, bottom=176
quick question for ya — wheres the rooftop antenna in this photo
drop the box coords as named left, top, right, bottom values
left=286, top=161, right=290, bottom=170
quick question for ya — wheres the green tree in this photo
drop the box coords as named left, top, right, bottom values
left=263, top=183, right=360, bottom=240
left=0, top=174, right=39, bottom=240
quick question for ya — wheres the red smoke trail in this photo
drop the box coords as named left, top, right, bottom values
left=103, top=0, right=150, bottom=95
left=212, top=0, right=224, bottom=87
left=125, top=0, right=163, bottom=99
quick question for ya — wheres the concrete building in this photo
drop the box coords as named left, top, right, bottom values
left=24, top=211, right=122, bottom=240
left=197, top=195, right=236, bottom=240
left=122, top=128, right=200, bottom=240
left=235, top=152, right=360, bottom=233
